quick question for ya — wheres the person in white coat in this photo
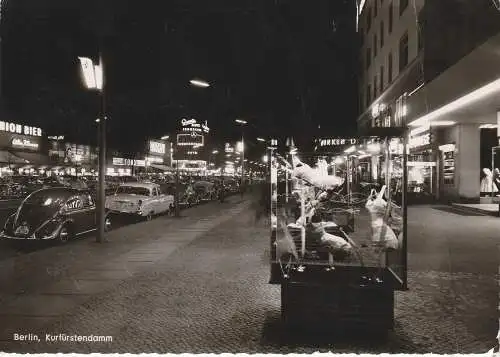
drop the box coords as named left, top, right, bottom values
left=480, top=168, right=497, bottom=195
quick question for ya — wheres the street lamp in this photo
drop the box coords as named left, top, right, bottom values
left=78, top=55, right=106, bottom=244
left=161, top=135, right=170, bottom=140
left=257, top=137, right=266, bottom=142
left=234, top=119, right=247, bottom=192
left=190, top=79, right=210, bottom=88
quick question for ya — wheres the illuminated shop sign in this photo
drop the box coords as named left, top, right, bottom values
left=175, top=160, right=207, bottom=171
left=225, top=143, right=234, bottom=153
left=149, top=140, right=166, bottom=155
left=0, top=122, right=42, bottom=136
left=112, top=157, right=146, bottom=167
left=177, top=133, right=204, bottom=146
left=409, top=125, right=431, bottom=150
left=12, top=138, right=39, bottom=150
left=180, top=118, right=209, bottom=133
left=48, top=135, right=64, bottom=140
left=319, top=138, right=358, bottom=147
left=145, top=156, right=163, bottom=164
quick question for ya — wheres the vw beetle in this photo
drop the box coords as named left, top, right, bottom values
left=0, top=187, right=112, bottom=243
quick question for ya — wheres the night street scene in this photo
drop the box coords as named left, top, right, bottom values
left=0, top=0, right=498, bottom=354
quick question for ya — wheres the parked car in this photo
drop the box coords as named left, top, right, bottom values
left=105, top=182, right=174, bottom=220
left=0, top=187, right=112, bottom=243
left=193, top=180, right=216, bottom=201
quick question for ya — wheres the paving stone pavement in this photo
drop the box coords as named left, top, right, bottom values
left=0, top=202, right=496, bottom=354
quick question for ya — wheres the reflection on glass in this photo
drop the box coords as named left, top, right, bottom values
left=269, top=136, right=407, bottom=286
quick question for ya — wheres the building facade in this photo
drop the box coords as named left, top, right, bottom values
left=357, top=0, right=500, bottom=203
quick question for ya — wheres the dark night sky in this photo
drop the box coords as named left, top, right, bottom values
left=1, top=0, right=358, bottom=157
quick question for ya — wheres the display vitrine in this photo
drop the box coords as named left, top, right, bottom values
left=269, top=134, right=408, bottom=331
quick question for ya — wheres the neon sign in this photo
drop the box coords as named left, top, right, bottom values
left=12, top=138, right=39, bottom=150
left=180, top=118, right=209, bottom=133
left=149, top=140, right=165, bottom=155
left=0, top=121, right=42, bottom=137
left=319, top=138, right=358, bottom=147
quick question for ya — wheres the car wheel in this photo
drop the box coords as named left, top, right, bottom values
left=104, top=215, right=112, bottom=232
left=58, top=225, right=72, bottom=243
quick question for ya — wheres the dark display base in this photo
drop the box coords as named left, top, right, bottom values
left=281, top=276, right=395, bottom=332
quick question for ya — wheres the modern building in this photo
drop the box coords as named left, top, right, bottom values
left=357, top=0, right=500, bottom=203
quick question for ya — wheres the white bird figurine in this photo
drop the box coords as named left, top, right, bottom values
left=291, top=156, right=344, bottom=190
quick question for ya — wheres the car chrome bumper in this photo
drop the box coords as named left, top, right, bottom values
left=0, top=230, right=58, bottom=240
left=107, top=209, right=144, bottom=217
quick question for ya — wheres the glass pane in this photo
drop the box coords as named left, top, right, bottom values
left=269, top=136, right=407, bottom=289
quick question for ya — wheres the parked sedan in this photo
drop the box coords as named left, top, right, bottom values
left=0, top=187, right=112, bottom=243
left=105, top=182, right=175, bottom=220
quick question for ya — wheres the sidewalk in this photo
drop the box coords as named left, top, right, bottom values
left=0, top=194, right=252, bottom=346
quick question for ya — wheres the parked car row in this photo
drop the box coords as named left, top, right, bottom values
left=0, top=175, right=251, bottom=244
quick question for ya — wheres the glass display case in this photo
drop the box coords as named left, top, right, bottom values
left=269, top=135, right=408, bottom=330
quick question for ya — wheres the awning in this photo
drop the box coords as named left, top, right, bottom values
left=9, top=151, right=52, bottom=166
left=0, top=150, right=30, bottom=164
left=151, top=164, right=174, bottom=172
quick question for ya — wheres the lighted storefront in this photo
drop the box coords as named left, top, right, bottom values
left=0, top=121, right=50, bottom=176
left=48, top=138, right=98, bottom=176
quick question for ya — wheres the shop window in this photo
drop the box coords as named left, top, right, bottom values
left=380, top=21, right=385, bottom=48
left=388, top=2, right=393, bottom=33
left=388, top=52, right=393, bottom=83
left=374, top=34, right=378, bottom=57
left=384, top=116, right=391, bottom=127
left=399, top=32, right=409, bottom=72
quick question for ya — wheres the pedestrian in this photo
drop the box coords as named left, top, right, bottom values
left=254, top=179, right=270, bottom=224
left=219, top=180, right=225, bottom=203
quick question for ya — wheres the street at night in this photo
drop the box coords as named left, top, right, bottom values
left=0, top=192, right=496, bottom=354
left=0, top=0, right=499, bottom=355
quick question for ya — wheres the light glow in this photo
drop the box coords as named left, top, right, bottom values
left=480, top=124, right=497, bottom=129
left=257, top=137, right=266, bottom=142
left=334, top=157, right=344, bottom=164
left=367, top=143, right=381, bottom=153
left=262, top=155, right=268, bottom=163
left=344, top=145, right=356, bottom=154
left=409, top=76, right=500, bottom=127
left=431, top=121, right=455, bottom=126
left=190, top=79, right=210, bottom=88
left=439, top=144, right=455, bottom=152
left=235, top=119, right=247, bottom=125
left=236, top=141, right=244, bottom=152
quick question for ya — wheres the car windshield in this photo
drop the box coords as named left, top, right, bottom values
left=116, top=186, right=150, bottom=196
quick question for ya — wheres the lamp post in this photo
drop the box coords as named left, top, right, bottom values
left=79, top=55, right=106, bottom=243
left=235, top=119, right=247, bottom=193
